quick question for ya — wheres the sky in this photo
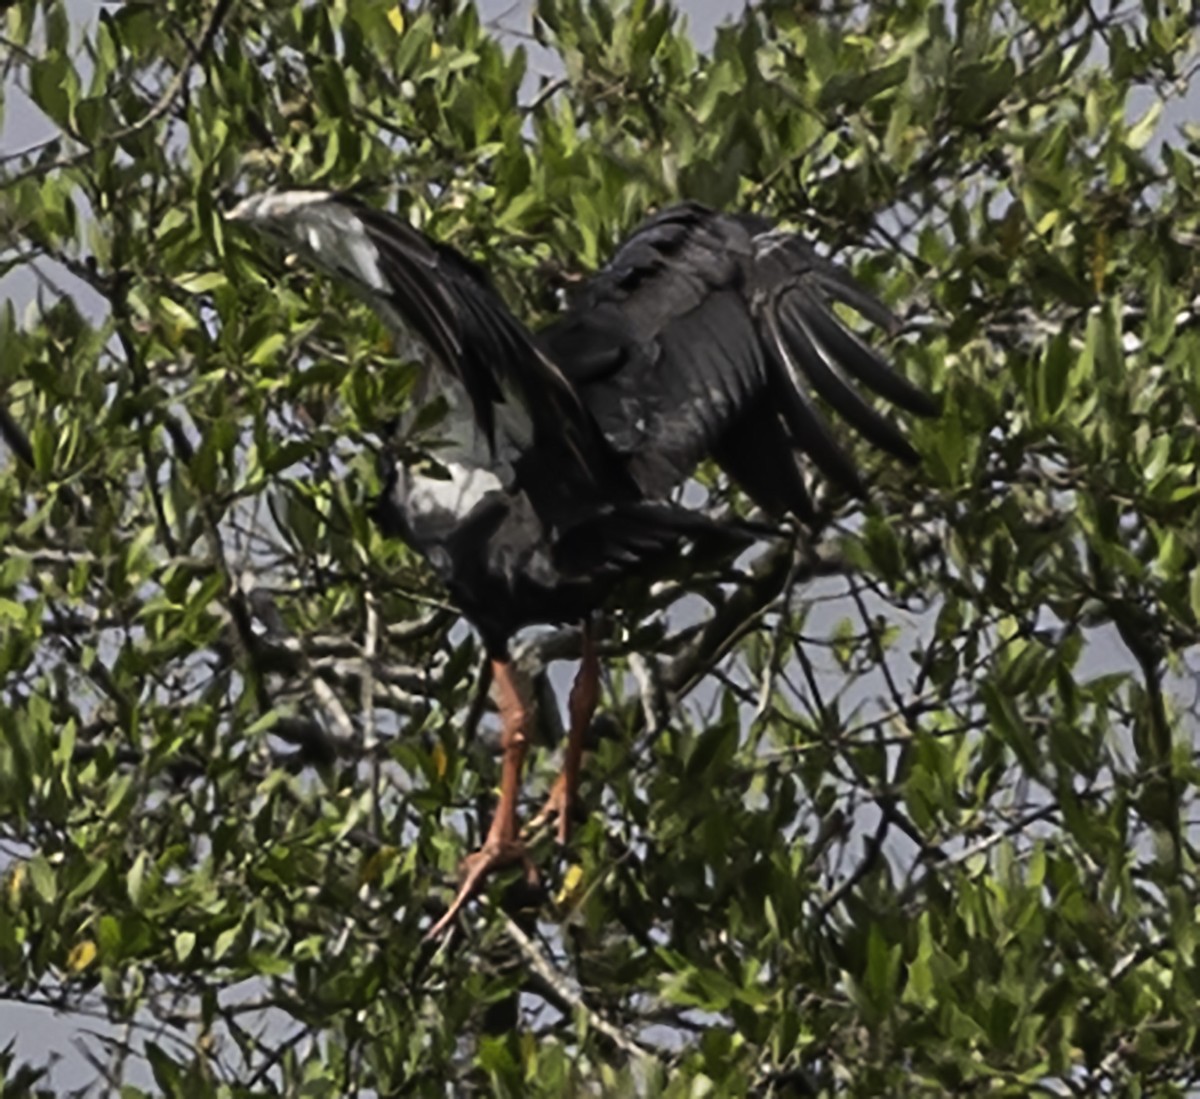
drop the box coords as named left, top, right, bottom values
left=3, top=0, right=1199, bottom=1092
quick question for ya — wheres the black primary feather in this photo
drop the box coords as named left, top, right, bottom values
left=547, top=201, right=937, bottom=509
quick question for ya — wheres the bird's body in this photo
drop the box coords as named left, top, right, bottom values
left=229, top=191, right=936, bottom=936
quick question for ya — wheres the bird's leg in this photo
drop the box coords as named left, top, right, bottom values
left=529, top=625, right=599, bottom=845
left=424, top=659, right=537, bottom=940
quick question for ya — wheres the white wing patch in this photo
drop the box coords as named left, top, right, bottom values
left=404, top=367, right=522, bottom=490
left=303, top=209, right=389, bottom=292
left=407, top=462, right=504, bottom=521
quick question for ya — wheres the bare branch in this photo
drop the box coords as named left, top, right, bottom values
left=501, top=914, right=659, bottom=1067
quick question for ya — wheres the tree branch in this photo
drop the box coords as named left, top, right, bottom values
left=501, top=914, right=659, bottom=1067
left=0, top=0, right=234, bottom=187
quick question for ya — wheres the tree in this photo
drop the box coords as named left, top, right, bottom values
left=2, top=0, right=1200, bottom=1092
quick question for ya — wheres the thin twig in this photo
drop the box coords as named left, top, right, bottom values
left=1, top=0, right=235, bottom=187
left=363, top=591, right=381, bottom=839
left=501, top=913, right=659, bottom=1066
left=522, top=76, right=568, bottom=113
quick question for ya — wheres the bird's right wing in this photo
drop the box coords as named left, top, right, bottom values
left=228, top=191, right=623, bottom=490
left=542, top=203, right=937, bottom=518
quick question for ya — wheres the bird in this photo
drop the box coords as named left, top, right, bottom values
left=226, top=191, right=937, bottom=938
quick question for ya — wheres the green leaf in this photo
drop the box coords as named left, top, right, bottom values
left=145, top=1043, right=183, bottom=1093
left=952, top=57, right=1016, bottom=123
left=863, top=923, right=900, bottom=1016
left=981, top=679, right=1042, bottom=775
left=1127, top=101, right=1162, bottom=151
left=262, top=439, right=314, bottom=476
left=1079, top=299, right=1124, bottom=384
left=686, top=721, right=738, bottom=780
left=213, top=925, right=239, bottom=962
left=30, top=53, right=74, bottom=128
left=1038, top=328, right=1071, bottom=418
left=174, top=271, right=229, bottom=295
left=28, top=855, right=56, bottom=904
left=174, top=931, right=197, bottom=964
left=126, top=852, right=149, bottom=908
left=818, top=59, right=908, bottom=109
left=248, top=332, right=287, bottom=367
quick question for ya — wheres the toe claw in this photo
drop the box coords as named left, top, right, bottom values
left=526, top=776, right=575, bottom=845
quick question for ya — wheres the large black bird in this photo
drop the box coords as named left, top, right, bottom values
left=228, top=192, right=936, bottom=937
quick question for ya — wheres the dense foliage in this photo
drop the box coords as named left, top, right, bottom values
left=3, top=0, right=1200, bottom=1092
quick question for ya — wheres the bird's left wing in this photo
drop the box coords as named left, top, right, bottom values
left=228, top=191, right=619, bottom=486
left=541, top=202, right=936, bottom=517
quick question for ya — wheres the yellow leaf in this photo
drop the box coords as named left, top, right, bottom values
left=360, top=845, right=398, bottom=886
left=67, top=940, right=97, bottom=972
left=431, top=742, right=447, bottom=779
left=430, top=41, right=441, bottom=59
left=555, top=863, right=585, bottom=907
left=387, top=6, right=405, bottom=34
left=7, top=863, right=26, bottom=907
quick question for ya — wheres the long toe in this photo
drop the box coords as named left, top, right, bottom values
left=526, top=777, right=577, bottom=846
left=424, top=839, right=530, bottom=941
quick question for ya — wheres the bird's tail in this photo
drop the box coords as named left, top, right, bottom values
left=553, top=501, right=781, bottom=579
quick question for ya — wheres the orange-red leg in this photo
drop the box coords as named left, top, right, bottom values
left=425, top=659, right=537, bottom=940
left=529, top=626, right=600, bottom=844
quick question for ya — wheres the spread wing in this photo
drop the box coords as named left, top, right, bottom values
left=227, top=191, right=625, bottom=491
left=541, top=202, right=937, bottom=518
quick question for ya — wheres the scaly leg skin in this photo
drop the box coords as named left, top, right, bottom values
left=424, top=659, right=538, bottom=941
left=528, top=624, right=599, bottom=845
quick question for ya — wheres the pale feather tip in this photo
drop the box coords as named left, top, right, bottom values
left=225, top=190, right=338, bottom=223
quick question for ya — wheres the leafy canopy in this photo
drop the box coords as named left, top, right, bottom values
left=2, top=0, right=1200, bottom=1093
